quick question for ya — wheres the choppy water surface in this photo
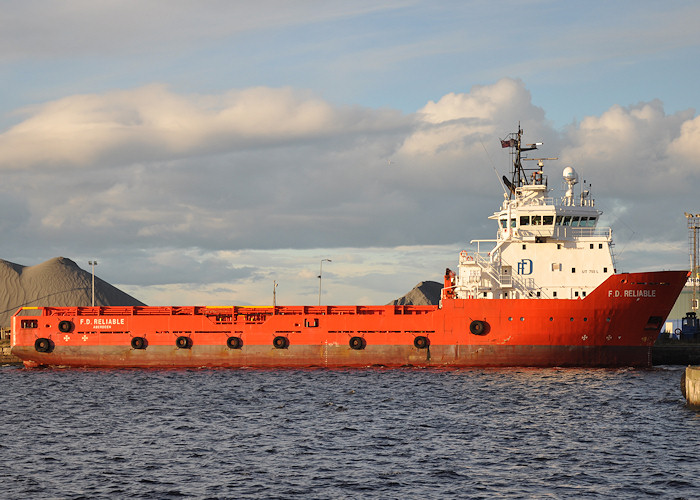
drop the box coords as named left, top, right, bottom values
left=1, top=365, right=699, bottom=499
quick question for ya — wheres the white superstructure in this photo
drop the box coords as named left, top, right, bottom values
left=447, top=126, right=615, bottom=300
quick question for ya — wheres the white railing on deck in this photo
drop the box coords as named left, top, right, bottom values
left=553, top=226, right=612, bottom=240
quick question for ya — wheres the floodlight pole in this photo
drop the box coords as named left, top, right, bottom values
left=88, top=260, right=97, bottom=306
left=318, top=259, right=331, bottom=306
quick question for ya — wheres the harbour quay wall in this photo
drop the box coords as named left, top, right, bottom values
left=0, top=329, right=21, bottom=365
left=682, top=366, right=700, bottom=406
left=652, top=338, right=700, bottom=365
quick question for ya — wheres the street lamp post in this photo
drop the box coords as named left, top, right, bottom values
left=88, top=260, right=97, bottom=306
left=318, top=259, right=331, bottom=306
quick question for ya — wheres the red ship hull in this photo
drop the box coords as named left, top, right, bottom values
left=11, top=271, right=687, bottom=368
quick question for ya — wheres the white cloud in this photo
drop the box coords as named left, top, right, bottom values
left=0, top=84, right=407, bottom=169
left=669, top=114, right=700, bottom=164
left=561, top=100, right=698, bottom=194
left=0, top=78, right=696, bottom=304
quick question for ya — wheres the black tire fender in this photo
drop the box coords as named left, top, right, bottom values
left=58, top=320, right=73, bottom=333
left=349, top=336, right=366, bottom=350
left=469, top=320, right=487, bottom=335
left=227, top=336, right=243, bottom=349
left=176, top=336, right=192, bottom=349
left=413, top=335, right=430, bottom=349
left=34, top=337, right=53, bottom=353
left=273, top=336, right=289, bottom=349
left=131, top=336, right=147, bottom=350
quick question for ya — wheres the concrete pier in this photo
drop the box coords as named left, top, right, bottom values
left=0, top=329, right=21, bottom=365
left=682, top=366, right=700, bottom=406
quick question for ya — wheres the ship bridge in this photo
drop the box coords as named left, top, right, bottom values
left=446, top=127, right=616, bottom=301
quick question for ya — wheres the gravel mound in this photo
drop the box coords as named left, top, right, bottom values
left=0, top=256, right=145, bottom=328
left=391, top=280, right=442, bottom=306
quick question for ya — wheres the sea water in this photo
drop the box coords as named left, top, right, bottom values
left=1, top=365, right=699, bottom=499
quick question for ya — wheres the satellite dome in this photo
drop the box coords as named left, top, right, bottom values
left=563, top=166, right=578, bottom=183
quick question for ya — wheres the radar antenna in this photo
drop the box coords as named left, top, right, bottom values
left=499, top=124, right=551, bottom=199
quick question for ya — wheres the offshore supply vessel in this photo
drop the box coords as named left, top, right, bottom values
left=11, top=127, right=687, bottom=368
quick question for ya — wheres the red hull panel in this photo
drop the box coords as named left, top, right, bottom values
left=11, top=271, right=687, bottom=369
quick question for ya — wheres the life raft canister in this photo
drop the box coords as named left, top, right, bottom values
left=176, top=336, right=192, bottom=349
left=349, top=336, right=366, bottom=350
left=227, top=336, right=243, bottom=349
left=34, top=337, right=53, bottom=353
left=131, top=336, right=147, bottom=350
left=58, top=320, right=73, bottom=333
left=413, top=335, right=430, bottom=349
left=273, top=336, right=289, bottom=349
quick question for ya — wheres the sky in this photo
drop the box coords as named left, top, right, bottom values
left=1, top=0, right=699, bottom=307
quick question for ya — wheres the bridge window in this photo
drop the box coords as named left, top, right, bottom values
left=511, top=218, right=516, bottom=227
left=562, top=216, right=571, bottom=226
left=520, top=215, right=530, bottom=226
left=599, top=244, right=603, bottom=249
left=500, top=219, right=507, bottom=228
left=579, top=217, right=588, bottom=226
left=532, top=215, right=542, bottom=225
left=571, top=216, right=580, bottom=227
left=556, top=216, right=563, bottom=225
left=543, top=215, right=554, bottom=225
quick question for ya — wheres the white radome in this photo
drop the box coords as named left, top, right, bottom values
left=563, top=166, right=578, bottom=183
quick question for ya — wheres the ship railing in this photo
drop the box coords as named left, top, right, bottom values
left=517, top=228, right=555, bottom=238
left=472, top=253, right=514, bottom=289
left=509, top=196, right=597, bottom=209
left=472, top=254, right=544, bottom=297
left=517, top=196, right=556, bottom=207
left=553, top=226, right=612, bottom=240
